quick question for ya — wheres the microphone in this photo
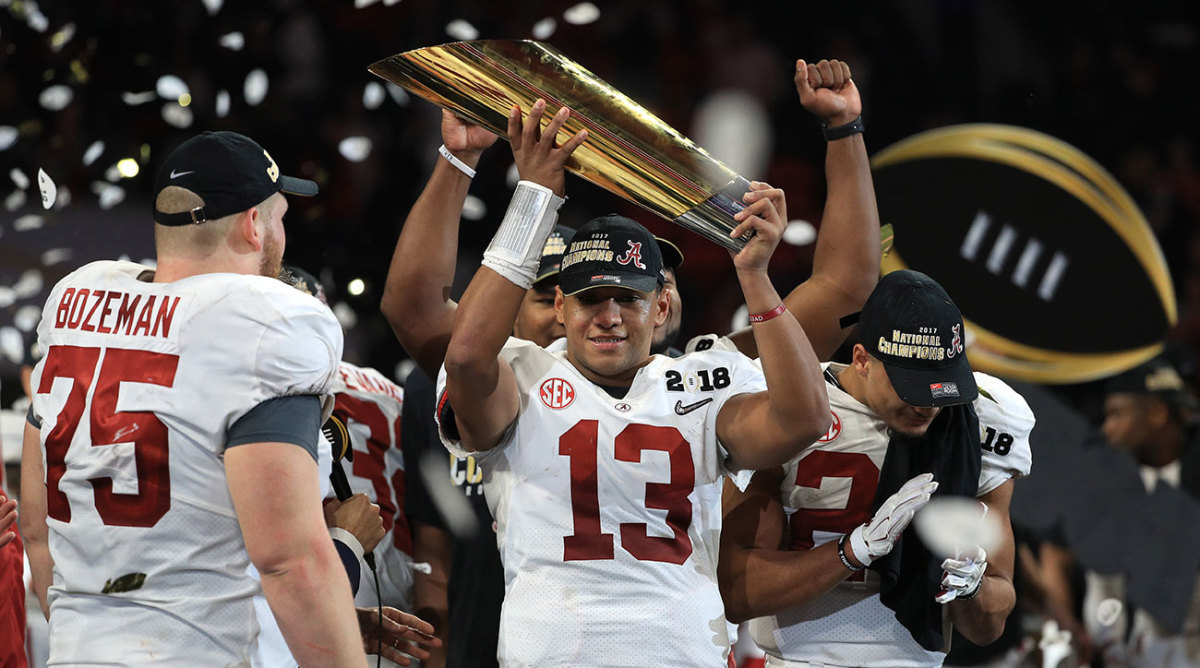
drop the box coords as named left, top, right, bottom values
left=322, top=415, right=377, bottom=571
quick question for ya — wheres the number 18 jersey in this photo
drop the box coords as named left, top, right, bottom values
left=436, top=338, right=767, bottom=667
left=29, top=260, right=342, bottom=666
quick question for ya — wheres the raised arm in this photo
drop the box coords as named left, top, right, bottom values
left=714, top=190, right=829, bottom=469
left=381, top=112, right=497, bottom=378
left=226, top=443, right=366, bottom=667
left=727, top=58, right=879, bottom=360
left=443, top=100, right=586, bottom=452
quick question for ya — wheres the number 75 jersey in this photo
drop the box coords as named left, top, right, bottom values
left=436, top=337, right=767, bottom=668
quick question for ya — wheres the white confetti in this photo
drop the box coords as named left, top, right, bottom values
left=0, top=289, right=15, bottom=310
left=783, top=220, right=816, bottom=246
left=363, top=81, right=385, bottom=110
left=55, top=184, right=71, bottom=208
left=10, top=168, right=29, bottom=190
left=4, top=190, right=25, bottom=211
left=532, top=17, right=557, bottom=40
left=83, top=140, right=104, bottom=166
left=338, top=136, right=373, bottom=162
left=218, top=31, right=244, bottom=50
left=161, top=102, right=194, bottom=128
left=730, top=304, right=749, bottom=332
left=94, top=182, right=126, bottom=209
left=445, top=19, right=479, bottom=41
left=121, top=91, right=157, bottom=106
left=395, top=359, right=416, bottom=385
left=41, top=248, right=73, bottom=266
left=244, top=69, right=268, bottom=107
left=462, top=194, right=486, bottom=221
left=14, top=305, right=42, bottom=333
left=12, top=269, right=44, bottom=298
left=156, top=75, right=189, bottom=100
left=333, top=302, right=359, bottom=329
left=13, top=214, right=43, bottom=231
left=216, top=89, right=231, bottom=118
left=0, top=126, right=16, bottom=151
left=50, top=22, right=75, bottom=52
left=24, top=2, right=48, bottom=32
left=354, top=0, right=380, bottom=7
left=201, top=0, right=223, bottom=15
left=383, top=0, right=401, bottom=5
left=386, top=83, right=409, bottom=106
left=506, top=162, right=520, bottom=188
left=563, top=2, right=600, bottom=25
left=37, top=168, right=56, bottom=210
left=0, top=328, right=23, bottom=364
left=39, top=84, right=73, bottom=111
left=103, top=164, right=121, bottom=182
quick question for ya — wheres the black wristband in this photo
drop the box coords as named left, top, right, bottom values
left=837, top=534, right=865, bottom=572
left=822, top=115, right=864, bottom=141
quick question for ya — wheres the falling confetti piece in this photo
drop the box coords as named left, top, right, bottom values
left=338, top=136, right=373, bottom=162
left=563, top=2, right=600, bottom=25
left=201, top=0, right=223, bottom=15
left=729, top=304, right=749, bottom=332
left=395, top=359, right=416, bottom=385
left=98, top=183, right=126, bottom=209
left=244, top=69, right=268, bottom=106
left=0, top=328, right=22, bottom=364
left=39, top=84, right=73, bottom=111
left=4, top=190, right=25, bottom=211
left=383, top=0, right=401, bottom=5
left=55, top=185, right=71, bottom=208
left=354, top=0, right=380, bottom=7
left=386, top=83, right=409, bottom=106
left=783, top=220, right=816, bottom=246
left=13, top=214, right=44, bottom=231
left=462, top=194, right=486, bottom=221
left=24, top=3, right=49, bottom=32
left=50, top=22, right=75, bottom=52
left=83, top=140, right=104, bottom=166
left=532, top=17, right=557, bottom=39
left=333, top=302, right=359, bottom=328
left=37, top=168, right=56, bottom=210
left=14, top=305, right=42, bottom=332
left=0, top=126, right=16, bottom=151
left=162, top=102, right=194, bottom=128
left=12, top=269, right=44, bottom=298
left=121, top=91, right=157, bottom=105
left=506, top=163, right=520, bottom=188
left=0, top=290, right=15, bottom=310
left=10, top=168, right=29, bottom=190
left=219, top=31, right=244, bottom=50
left=216, top=89, right=231, bottom=118
left=445, top=19, right=479, bottom=41
left=156, top=74, right=189, bottom=100
left=363, top=82, right=385, bottom=110
left=41, top=248, right=73, bottom=266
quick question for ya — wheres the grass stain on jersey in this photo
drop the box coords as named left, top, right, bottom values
left=101, top=572, right=146, bottom=594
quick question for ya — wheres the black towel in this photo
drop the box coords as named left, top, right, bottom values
left=869, top=402, right=982, bottom=651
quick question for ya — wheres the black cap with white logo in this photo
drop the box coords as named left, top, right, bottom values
left=1105, top=357, right=1197, bottom=407
left=558, top=214, right=665, bottom=296
left=858, top=269, right=977, bottom=407
left=534, top=225, right=577, bottom=284
left=153, top=131, right=318, bottom=226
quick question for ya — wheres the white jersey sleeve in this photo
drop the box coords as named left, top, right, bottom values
left=973, top=372, right=1035, bottom=495
left=434, top=337, right=534, bottom=462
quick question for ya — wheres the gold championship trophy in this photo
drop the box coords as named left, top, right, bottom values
left=369, top=40, right=753, bottom=251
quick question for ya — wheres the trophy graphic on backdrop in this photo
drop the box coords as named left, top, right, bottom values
left=369, top=39, right=754, bottom=251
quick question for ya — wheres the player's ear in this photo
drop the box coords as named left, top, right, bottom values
left=851, top=343, right=871, bottom=376
left=653, top=287, right=669, bottom=327
left=554, top=286, right=565, bottom=324
left=236, top=207, right=263, bottom=252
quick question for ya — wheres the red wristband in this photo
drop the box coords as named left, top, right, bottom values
left=748, top=303, right=787, bottom=323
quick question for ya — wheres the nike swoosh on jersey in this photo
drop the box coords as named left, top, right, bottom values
left=674, top=398, right=713, bottom=415
left=170, top=169, right=194, bottom=179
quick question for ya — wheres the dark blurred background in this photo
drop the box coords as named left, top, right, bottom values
left=2, top=0, right=1199, bottom=411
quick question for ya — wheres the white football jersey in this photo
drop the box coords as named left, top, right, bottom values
left=29, top=260, right=342, bottom=666
left=332, top=361, right=414, bottom=610
left=751, top=364, right=1034, bottom=668
left=437, top=338, right=767, bottom=667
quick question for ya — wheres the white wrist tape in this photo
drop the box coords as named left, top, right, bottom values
left=481, top=180, right=565, bottom=290
left=849, top=524, right=872, bottom=567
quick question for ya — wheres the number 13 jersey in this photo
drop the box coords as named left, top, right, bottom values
left=436, top=338, right=767, bottom=667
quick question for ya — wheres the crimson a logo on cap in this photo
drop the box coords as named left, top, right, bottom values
left=539, top=378, right=575, bottom=409
left=818, top=410, right=842, bottom=443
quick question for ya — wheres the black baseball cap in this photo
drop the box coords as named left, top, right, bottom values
left=1105, top=357, right=1197, bottom=407
left=858, top=269, right=977, bottom=407
left=559, top=214, right=665, bottom=296
left=533, top=225, right=577, bottom=285
left=153, top=130, right=318, bottom=226
left=656, top=237, right=684, bottom=270
left=281, top=264, right=327, bottom=304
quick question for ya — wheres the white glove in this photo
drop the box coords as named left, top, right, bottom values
left=847, top=473, right=938, bottom=567
left=936, top=545, right=988, bottom=604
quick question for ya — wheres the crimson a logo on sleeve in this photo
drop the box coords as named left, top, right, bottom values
left=539, top=378, right=576, bottom=409
left=817, top=410, right=842, bottom=443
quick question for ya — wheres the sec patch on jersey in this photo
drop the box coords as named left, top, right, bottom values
left=871, top=124, right=1175, bottom=384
